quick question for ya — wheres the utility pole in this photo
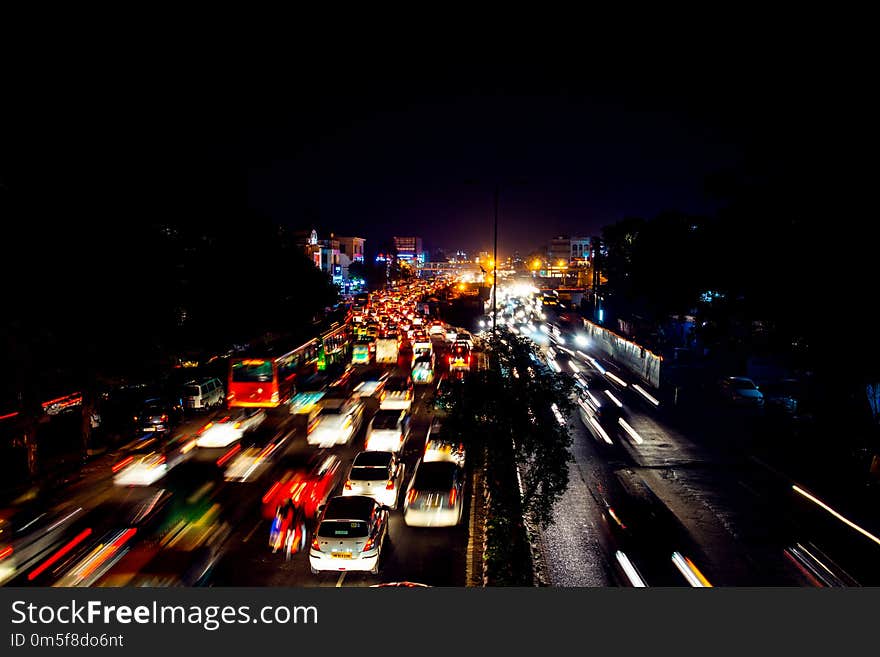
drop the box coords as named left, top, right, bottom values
left=492, top=183, right=499, bottom=339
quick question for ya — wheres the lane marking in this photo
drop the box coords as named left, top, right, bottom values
left=242, top=519, right=262, bottom=543
left=336, top=572, right=346, bottom=587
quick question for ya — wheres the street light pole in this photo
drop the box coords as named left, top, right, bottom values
left=492, top=183, right=499, bottom=339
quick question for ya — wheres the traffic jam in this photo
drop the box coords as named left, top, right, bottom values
left=0, top=280, right=480, bottom=587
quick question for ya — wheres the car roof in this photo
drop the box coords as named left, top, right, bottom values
left=323, top=495, right=376, bottom=519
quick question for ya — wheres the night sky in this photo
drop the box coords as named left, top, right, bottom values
left=2, top=40, right=868, bottom=260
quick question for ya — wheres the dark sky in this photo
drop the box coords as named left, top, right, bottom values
left=3, top=38, right=869, bottom=260
left=238, top=45, right=863, bottom=258
left=243, top=62, right=748, bottom=257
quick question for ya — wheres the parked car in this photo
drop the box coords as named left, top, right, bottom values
left=182, top=377, right=225, bottom=410
left=719, top=377, right=765, bottom=407
left=309, top=496, right=390, bottom=574
left=134, top=397, right=184, bottom=434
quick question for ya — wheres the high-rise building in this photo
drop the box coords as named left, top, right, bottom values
left=393, top=236, right=424, bottom=264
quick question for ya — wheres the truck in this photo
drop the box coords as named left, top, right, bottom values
left=375, top=337, right=399, bottom=365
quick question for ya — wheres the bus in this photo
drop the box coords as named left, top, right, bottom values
left=227, top=321, right=352, bottom=408
left=317, top=322, right=351, bottom=371
left=227, top=339, right=320, bottom=409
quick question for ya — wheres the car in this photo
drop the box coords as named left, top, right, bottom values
left=423, top=420, right=466, bottom=467
left=365, top=409, right=411, bottom=453
left=719, top=377, right=765, bottom=407
left=403, top=460, right=465, bottom=527
left=429, top=322, right=446, bottom=337
left=343, top=451, right=405, bottom=508
left=448, top=343, right=471, bottom=372
left=577, top=388, right=621, bottom=442
left=351, top=371, right=390, bottom=399
left=113, top=435, right=190, bottom=486
left=182, top=377, right=225, bottom=410
left=134, top=397, right=183, bottom=434
left=412, top=355, right=435, bottom=385
left=379, top=374, right=414, bottom=410
left=95, top=543, right=222, bottom=587
left=307, top=397, right=365, bottom=447
left=309, top=496, right=390, bottom=574
left=262, top=453, right=342, bottom=520
left=445, top=327, right=458, bottom=342
left=195, top=409, right=267, bottom=448
left=456, top=331, right=475, bottom=349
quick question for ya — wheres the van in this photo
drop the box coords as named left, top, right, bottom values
left=183, top=377, right=225, bottom=410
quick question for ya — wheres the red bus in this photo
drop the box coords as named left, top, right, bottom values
left=227, top=338, right=320, bottom=409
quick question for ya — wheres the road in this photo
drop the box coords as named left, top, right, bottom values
left=3, top=336, right=471, bottom=588
left=534, top=326, right=876, bottom=586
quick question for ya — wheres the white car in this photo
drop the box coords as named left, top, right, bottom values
left=223, top=445, right=277, bottom=482
left=343, top=451, right=405, bottom=509
left=309, top=496, right=390, bottom=574
left=195, top=410, right=266, bottom=448
left=456, top=332, right=475, bottom=349
left=379, top=375, right=414, bottom=410
left=113, top=452, right=171, bottom=486
left=423, top=438, right=466, bottom=468
left=403, top=460, right=465, bottom=527
left=429, top=323, right=446, bottom=337
left=113, top=436, right=191, bottom=486
left=351, top=372, right=390, bottom=400
left=365, top=409, right=411, bottom=453
left=307, top=398, right=365, bottom=447
left=445, top=328, right=458, bottom=342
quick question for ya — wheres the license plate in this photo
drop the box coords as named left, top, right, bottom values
left=332, top=552, right=352, bottom=559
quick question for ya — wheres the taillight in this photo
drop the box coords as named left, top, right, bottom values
left=310, top=536, right=321, bottom=552
left=363, top=536, right=376, bottom=551
left=160, top=414, right=168, bottom=422
left=449, top=488, right=457, bottom=505
left=386, top=479, right=395, bottom=490
left=344, top=480, right=353, bottom=490
left=407, top=489, right=419, bottom=504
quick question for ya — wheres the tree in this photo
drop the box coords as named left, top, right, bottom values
left=437, top=331, right=575, bottom=583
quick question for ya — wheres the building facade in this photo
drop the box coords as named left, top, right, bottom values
left=336, top=236, right=365, bottom=263
left=393, top=236, right=424, bottom=264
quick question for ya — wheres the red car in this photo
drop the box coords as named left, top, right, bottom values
left=261, top=453, right=342, bottom=520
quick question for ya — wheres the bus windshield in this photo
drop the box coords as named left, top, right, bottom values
left=231, top=360, right=273, bottom=383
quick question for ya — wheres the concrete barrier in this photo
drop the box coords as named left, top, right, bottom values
left=581, top=319, right=662, bottom=389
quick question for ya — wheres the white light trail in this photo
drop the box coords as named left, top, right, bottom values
left=551, top=403, right=566, bottom=426
left=616, top=551, right=647, bottom=587
left=671, top=552, right=712, bottom=587
left=569, top=361, right=581, bottom=373
left=633, top=384, right=660, bottom=406
left=618, top=418, right=644, bottom=444
left=792, top=485, right=880, bottom=547
left=605, top=371, right=628, bottom=387
left=604, top=390, right=623, bottom=408
left=588, top=417, right=613, bottom=444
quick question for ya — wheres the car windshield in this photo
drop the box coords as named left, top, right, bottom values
left=353, top=451, right=393, bottom=467
left=317, top=520, right=369, bottom=538
left=733, top=380, right=757, bottom=390
left=413, top=462, right=457, bottom=491
left=349, top=467, right=388, bottom=481
left=372, top=412, right=401, bottom=430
